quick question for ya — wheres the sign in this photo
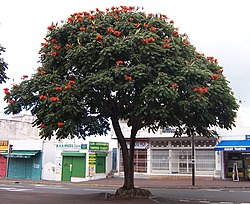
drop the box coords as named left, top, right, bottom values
left=0, top=141, right=8, bottom=150
left=89, top=153, right=96, bottom=166
left=89, top=142, right=109, bottom=151
left=55, top=143, right=81, bottom=150
left=223, top=147, right=250, bottom=151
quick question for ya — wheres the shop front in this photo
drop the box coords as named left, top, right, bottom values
left=214, top=139, right=250, bottom=180
left=0, top=141, right=8, bottom=177
left=118, top=137, right=217, bottom=176
left=7, top=150, right=42, bottom=180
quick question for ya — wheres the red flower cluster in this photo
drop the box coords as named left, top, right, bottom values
left=3, top=88, right=10, bottom=95
left=53, top=45, right=61, bottom=50
left=107, top=27, right=121, bottom=36
left=207, top=56, right=218, bottom=64
left=124, top=75, right=133, bottom=81
left=143, top=37, right=155, bottom=44
left=40, top=124, right=46, bottom=128
left=55, top=86, right=63, bottom=91
left=50, top=96, right=60, bottom=102
left=7, top=99, right=14, bottom=104
left=39, top=95, right=47, bottom=100
left=51, top=52, right=57, bottom=57
left=211, top=74, right=218, bottom=79
left=149, top=26, right=156, bottom=31
left=163, top=43, right=170, bottom=48
left=57, top=122, right=64, bottom=128
left=96, top=34, right=103, bottom=40
left=171, top=83, right=179, bottom=89
left=116, top=60, right=124, bottom=66
left=194, top=87, right=208, bottom=93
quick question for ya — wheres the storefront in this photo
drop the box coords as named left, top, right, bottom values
left=0, top=141, right=8, bottom=177
left=118, top=137, right=217, bottom=176
left=214, top=139, right=250, bottom=180
left=7, top=150, right=42, bottom=180
left=54, top=141, right=110, bottom=182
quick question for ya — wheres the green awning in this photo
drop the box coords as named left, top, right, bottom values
left=61, top=152, right=86, bottom=157
left=5, top=150, right=40, bottom=158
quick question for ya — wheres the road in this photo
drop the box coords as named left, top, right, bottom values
left=1, top=182, right=250, bottom=203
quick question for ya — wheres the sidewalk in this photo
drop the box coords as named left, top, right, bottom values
left=2, top=176, right=250, bottom=189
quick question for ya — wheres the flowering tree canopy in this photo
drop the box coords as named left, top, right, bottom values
left=0, top=44, right=9, bottom=83
left=4, top=6, right=238, bottom=195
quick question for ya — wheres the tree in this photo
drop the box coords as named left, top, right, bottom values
left=0, top=44, right=9, bottom=83
left=4, top=6, right=239, bottom=197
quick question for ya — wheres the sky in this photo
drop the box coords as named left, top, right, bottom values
left=0, top=0, right=250, bottom=125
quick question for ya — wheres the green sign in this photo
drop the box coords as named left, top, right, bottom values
left=89, top=142, right=109, bottom=151
left=89, top=153, right=96, bottom=165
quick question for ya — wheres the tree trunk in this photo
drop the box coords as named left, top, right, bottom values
left=111, top=116, right=152, bottom=198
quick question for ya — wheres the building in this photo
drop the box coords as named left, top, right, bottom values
left=114, top=122, right=217, bottom=178
left=0, top=114, right=117, bottom=181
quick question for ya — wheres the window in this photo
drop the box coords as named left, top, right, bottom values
left=151, top=150, right=169, bottom=170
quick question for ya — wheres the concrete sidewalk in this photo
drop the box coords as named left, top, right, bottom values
left=2, top=176, right=250, bottom=189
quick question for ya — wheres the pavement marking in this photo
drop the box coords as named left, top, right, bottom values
left=7, top=188, right=31, bottom=192
left=35, top=186, right=69, bottom=190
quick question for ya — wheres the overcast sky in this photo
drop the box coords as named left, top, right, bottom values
left=0, top=0, right=250, bottom=124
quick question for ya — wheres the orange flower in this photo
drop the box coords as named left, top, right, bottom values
left=116, top=61, right=124, bottom=66
left=57, top=122, right=64, bottom=128
left=51, top=52, right=57, bottom=57
left=113, top=31, right=121, bottom=36
left=49, top=96, right=60, bottom=102
left=148, top=37, right=155, bottom=42
left=68, top=80, right=75, bottom=85
left=163, top=43, right=170, bottom=48
left=124, top=75, right=133, bottom=81
left=7, top=99, right=14, bottom=104
left=170, top=20, right=174, bottom=24
left=51, top=39, right=58, bottom=43
left=65, top=85, right=72, bottom=90
left=40, top=124, right=46, bottom=128
left=107, top=27, right=114, bottom=33
left=79, top=27, right=85, bottom=31
left=211, top=74, right=218, bottom=79
left=96, top=35, right=103, bottom=40
left=129, top=18, right=134, bottom=22
left=53, top=45, right=61, bottom=50
left=194, top=87, right=208, bottom=93
left=171, top=83, right=179, bottom=89
left=149, top=26, right=156, bottom=31
left=184, top=41, right=189, bottom=46
left=173, top=31, right=178, bottom=36
left=39, top=95, right=47, bottom=100
left=55, top=86, right=63, bottom=91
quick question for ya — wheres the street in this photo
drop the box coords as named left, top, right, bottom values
left=1, top=182, right=250, bottom=204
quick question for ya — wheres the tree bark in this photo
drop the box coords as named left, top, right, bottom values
left=111, top=115, right=136, bottom=190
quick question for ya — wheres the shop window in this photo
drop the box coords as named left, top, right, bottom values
left=151, top=150, right=169, bottom=170
left=196, top=150, right=215, bottom=171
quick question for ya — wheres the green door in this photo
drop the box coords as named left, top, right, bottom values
left=96, top=156, right=106, bottom=173
left=62, top=156, right=72, bottom=181
left=61, top=153, right=86, bottom=181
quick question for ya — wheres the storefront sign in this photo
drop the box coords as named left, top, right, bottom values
left=0, top=141, right=8, bottom=150
left=126, top=140, right=149, bottom=149
left=55, top=143, right=81, bottom=150
left=89, top=153, right=96, bottom=165
left=224, top=147, right=250, bottom=151
left=89, top=142, right=109, bottom=151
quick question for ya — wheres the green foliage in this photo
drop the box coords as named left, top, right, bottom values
left=0, top=44, right=9, bottom=83
left=4, top=6, right=238, bottom=139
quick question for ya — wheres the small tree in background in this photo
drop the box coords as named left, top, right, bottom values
left=0, top=44, right=9, bottom=83
left=4, top=6, right=239, bottom=197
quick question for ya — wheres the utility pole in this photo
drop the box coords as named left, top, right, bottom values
left=191, top=133, right=195, bottom=186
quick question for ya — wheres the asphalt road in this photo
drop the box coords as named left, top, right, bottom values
left=1, top=182, right=250, bottom=204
